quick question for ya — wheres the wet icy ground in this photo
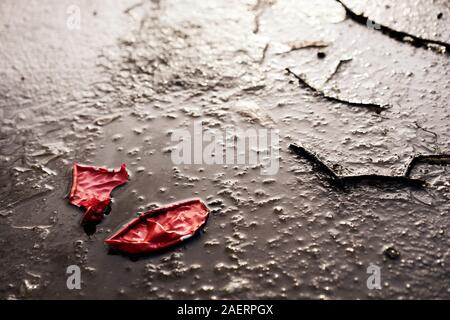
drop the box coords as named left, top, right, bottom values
left=0, top=0, right=449, bottom=299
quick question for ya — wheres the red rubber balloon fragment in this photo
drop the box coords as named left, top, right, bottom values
left=69, top=163, right=129, bottom=225
left=105, top=199, right=210, bottom=254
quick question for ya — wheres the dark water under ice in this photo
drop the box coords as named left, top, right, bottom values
left=0, top=0, right=449, bottom=299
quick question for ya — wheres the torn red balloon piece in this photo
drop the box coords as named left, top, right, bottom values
left=105, top=199, right=209, bottom=254
left=69, top=163, right=129, bottom=224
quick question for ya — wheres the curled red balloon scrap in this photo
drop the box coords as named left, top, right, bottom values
left=69, top=163, right=129, bottom=225
left=105, top=198, right=210, bottom=254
